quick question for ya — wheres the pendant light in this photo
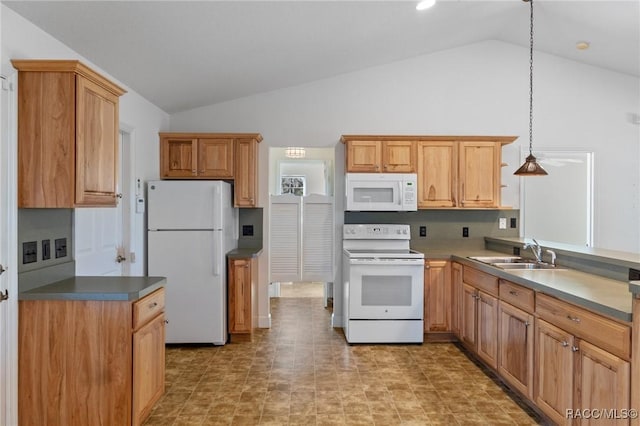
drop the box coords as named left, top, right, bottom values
left=514, top=0, right=547, bottom=176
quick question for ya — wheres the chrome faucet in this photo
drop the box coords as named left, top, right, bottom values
left=523, top=238, right=542, bottom=263
left=546, top=249, right=557, bottom=266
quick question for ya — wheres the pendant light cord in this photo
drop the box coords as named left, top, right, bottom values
left=528, top=0, right=534, bottom=156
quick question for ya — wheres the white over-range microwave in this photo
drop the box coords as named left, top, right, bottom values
left=345, top=173, right=417, bottom=211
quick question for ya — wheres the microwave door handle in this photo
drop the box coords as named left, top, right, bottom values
left=398, top=181, right=402, bottom=206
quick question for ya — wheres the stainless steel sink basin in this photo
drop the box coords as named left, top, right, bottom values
left=468, top=256, right=524, bottom=263
left=491, top=262, right=561, bottom=270
left=468, top=256, right=565, bottom=270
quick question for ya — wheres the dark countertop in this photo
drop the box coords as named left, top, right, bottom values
left=19, top=276, right=166, bottom=301
left=630, top=281, right=640, bottom=297
left=227, top=247, right=263, bottom=259
left=411, top=243, right=632, bottom=323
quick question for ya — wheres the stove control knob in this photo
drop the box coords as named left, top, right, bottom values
left=396, top=229, right=401, bottom=234
left=402, top=229, right=408, bottom=234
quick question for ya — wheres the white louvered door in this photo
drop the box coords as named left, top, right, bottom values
left=270, top=194, right=334, bottom=282
left=270, top=195, right=302, bottom=281
left=303, top=195, right=334, bottom=281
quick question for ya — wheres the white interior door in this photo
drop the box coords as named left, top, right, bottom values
left=75, top=131, right=131, bottom=276
left=1, top=72, right=18, bottom=426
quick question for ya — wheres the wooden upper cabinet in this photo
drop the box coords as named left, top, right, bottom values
left=343, top=137, right=415, bottom=173
left=198, top=138, right=234, bottom=178
left=417, top=141, right=458, bottom=208
left=345, top=140, right=382, bottom=172
left=459, top=141, right=501, bottom=208
left=160, top=135, right=234, bottom=179
left=12, top=59, right=126, bottom=208
left=234, top=137, right=259, bottom=207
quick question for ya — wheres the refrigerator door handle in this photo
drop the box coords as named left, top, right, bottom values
left=213, top=231, right=222, bottom=276
left=213, top=184, right=223, bottom=230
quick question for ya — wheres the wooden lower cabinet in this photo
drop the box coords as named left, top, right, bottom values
left=133, top=312, right=166, bottom=425
left=476, top=290, right=499, bottom=369
left=18, top=289, right=165, bottom=426
left=228, top=257, right=256, bottom=334
left=498, top=301, right=534, bottom=399
left=451, top=262, right=463, bottom=337
left=535, top=318, right=631, bottom=425
left=424, top=260, right=452, bottom=337
left=460, top=282, right=478, bottom=348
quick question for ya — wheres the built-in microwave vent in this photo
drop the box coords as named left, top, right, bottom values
left=629, top=268, right=640, bottom=281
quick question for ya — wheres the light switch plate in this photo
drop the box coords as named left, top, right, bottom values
left=499, top=218, right=507, bottom=229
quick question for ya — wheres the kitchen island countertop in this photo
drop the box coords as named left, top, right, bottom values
left=18, top=276, right=166, bottom=301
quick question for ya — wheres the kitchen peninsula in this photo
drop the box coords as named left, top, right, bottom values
left=18, top=276, right=166, bottom=426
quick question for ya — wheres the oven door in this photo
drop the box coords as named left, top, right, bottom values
left=348, top=258, right=424, bottom=319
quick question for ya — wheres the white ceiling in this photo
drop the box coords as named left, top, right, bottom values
left=3, top=0, right=638, bottom=114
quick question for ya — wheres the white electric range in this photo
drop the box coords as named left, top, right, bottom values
left=342, top=224, right=425, bottom=343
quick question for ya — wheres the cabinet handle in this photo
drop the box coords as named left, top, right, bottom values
left=509, top=290, right=518, bottom=296
left=383, top=164, right=388, bottom=169
left=149, top=302, right=158, bottom=309
left=567, top=315, right=581, bottom=323
left=571, top=346, right=579, bottom=352
left=524, top=321, right=530, bottom=327
left=244, top=264, right=250, bottom=268
left=561, top=341, right=569, bottom=347
left=164, top=319, right=169, bottom=324
left=425, top=265, right=430, bottom=269
left=192, top=169, right=197, bottom=174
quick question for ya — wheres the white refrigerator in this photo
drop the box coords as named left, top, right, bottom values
left=147, top=180, right=238, bottom=344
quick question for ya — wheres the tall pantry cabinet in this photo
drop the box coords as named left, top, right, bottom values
left=12, top=59, right=126, bottom=208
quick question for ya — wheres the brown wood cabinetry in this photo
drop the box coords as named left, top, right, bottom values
left=234, top=138, right=259, bottom=207
left=534, top=295, right=632, bottom=425
left=160, top=134, right=234, bottom=178
left=18, top=288, right=165, bottom=426
left=228, top=257, right=256, bottom=334
left=498, top=300, right=534, bottom=399
left=424, top=260, right=452, bottom=338
left=159, top=132, right=261, bottom=207
left=342, top=135, right=515, bottom=209
left=459, top=266, right=499, bottom=369
left=343, top=137, right=416, bottom=173
left=12, top=59, right=126, bottom=208
left=451, top=262, right=463, bottom=337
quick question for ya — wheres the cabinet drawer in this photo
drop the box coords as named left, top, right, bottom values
left=463, top=266, right=498, bottom=296
left=535, top=293, right=631, bottom=360
left=499, top=280, right=534, bottom=313
left=133, top=288, right=165, bottom=330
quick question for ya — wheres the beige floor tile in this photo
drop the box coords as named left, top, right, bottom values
left=144, top=297, right=543, bottom=426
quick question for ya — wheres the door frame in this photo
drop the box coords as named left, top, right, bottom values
left=1, top=71, right=19, bottom=426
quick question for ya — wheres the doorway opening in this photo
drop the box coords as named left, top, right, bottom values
left=268, top=147, right=335, bottom=311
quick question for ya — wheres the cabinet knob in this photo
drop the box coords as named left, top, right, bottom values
left=509, top=290, right=518, bottom=296
left=567, top=315, right=581, bottom=323
left=192, top=169, right=196, bottom=174
left=149, top=302, right=158, bottom=308
left=424, top=265, right=430, bottom=269
left=561, top=341, right=569, bottom=347
left=571, top=346, right=580, bottom=352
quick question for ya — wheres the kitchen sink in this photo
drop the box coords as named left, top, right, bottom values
left=491, top=262, right=560, bottom=270
left=468, top=256, right=564, bottom=270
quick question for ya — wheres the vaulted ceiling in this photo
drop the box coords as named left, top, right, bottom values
left=4, top=1, right=638, bottom=114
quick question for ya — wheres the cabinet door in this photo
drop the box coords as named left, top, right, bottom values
left=476, top=290, right=499, bottom=369
left=228, top=258, right=252, bottom=333
left=498, top=301, right=534, bottom=399
left=198, top=138, right=234, bottom=178
left=75, top=75, right=120, bottom=206
left=458, top=141, right=501, bottom=208
left=451, top=262, right=462, bottom=337
left=535, top=319, right=574, bottom=426
left=417, top=141, right=458, bottom=208
left=382, top=141, right=415, bottom=173
left=234, top=138, right=258, bottom=207
left=160, top=136, right=198, bottom=178
left=575, top=339, right=630, bottom=425
left=424, top=260, right=451, bottom=333
left=346, top=140, right=382, bottom=172
left=133, top=313, right=165, bottom=426
left=460, top=283, right=477, bottom=348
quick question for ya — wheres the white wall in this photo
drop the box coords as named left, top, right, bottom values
left=170, top=40, right=640, bottom=327
left=1, top=5, right=170, bottom=276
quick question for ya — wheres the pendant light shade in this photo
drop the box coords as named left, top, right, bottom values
left=514, top=0, right=547, bottom=176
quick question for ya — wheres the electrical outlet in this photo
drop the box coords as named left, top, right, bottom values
left=499, top=218, right=507, bottom=229
left=462, top=227, right=469, bottom=238
left=242, top=225, right=254, bottom=236
left=22, top=241, right=37, bottom=264
left=55, top=238, right=67, bottom=259
left=513, top=247, right=521, bottom=256
left=42, top=239, right=51, bottom=260
left=419, top=226, right=427, bottom=237
left=510, top=218, right=517, bottom=228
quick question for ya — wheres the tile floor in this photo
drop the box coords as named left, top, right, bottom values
left=143, top=297, right=544, bottom=425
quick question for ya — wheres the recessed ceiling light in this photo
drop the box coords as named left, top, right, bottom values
left=416, top=0, right=436, bottom=11
left=576, top=41, right=590, bottom=50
